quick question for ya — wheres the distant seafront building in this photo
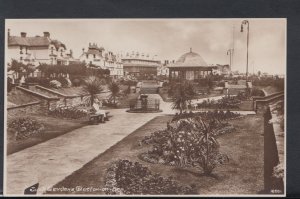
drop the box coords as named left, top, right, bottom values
left=212, top=64, right=231, bottom=76
left=122, top=51, right=161, bottom=77
left=79, top=43, right=123, bottom=78
left=7, top=29, right=74, bottom=66
left=168, top=48, right=214, bottom=81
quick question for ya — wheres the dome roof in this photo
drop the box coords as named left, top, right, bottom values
left=170, top=49, right=208, bottom=67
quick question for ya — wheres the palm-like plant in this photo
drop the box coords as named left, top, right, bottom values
left=171, top=81, right=196, bottom=114
left=108, top=81, right=120, bottom=105
left=83, top=76, right=103, bottom=106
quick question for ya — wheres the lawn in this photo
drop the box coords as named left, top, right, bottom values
left=7, top=113, right=88, bottom=155
left=48, top=114, right=264, bottom=195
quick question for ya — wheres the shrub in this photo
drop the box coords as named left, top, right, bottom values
left=251, top=88, right=265, bottom=97
left=197, top=96, right=241, bottom=109
left=8, top=117, right=45, bottom=140
left=140, top=116, right=230, bottom=175
left=272, top=163, right=284, bottom=179
left=103, top=159, right=197, bottom=195
left=54, top=77, right=69, bottom=87
left=49, top=80, right=62, bottom=88
left=49, top=104, right=88, bottom=119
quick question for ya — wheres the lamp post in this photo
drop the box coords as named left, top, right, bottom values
left=227, top=49, right=233, bottom=71
left=240, top=20, right=250, bottom=81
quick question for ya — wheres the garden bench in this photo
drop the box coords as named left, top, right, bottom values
left=88, top=104, right=111, bottom=125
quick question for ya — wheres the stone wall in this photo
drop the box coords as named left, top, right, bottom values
left=7, top=101, right=42, bottom=118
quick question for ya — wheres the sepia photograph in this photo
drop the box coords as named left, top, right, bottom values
left=4, top=18, right=286, bottom=196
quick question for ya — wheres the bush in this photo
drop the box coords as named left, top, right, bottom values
left=104, top=159, right=197, bottom=195
left=49, top=104, right=88, bottom=119
left=8, top=117, right=45, bottom=140
left=197, top=96, right=241, bottom=109
left=251, top=88, right=265, bottom=97
left=49, top=80, right=62, bottom=88
left=53, top=77, right=69, bottom=87
left=139, top=116, right=230, bottom=175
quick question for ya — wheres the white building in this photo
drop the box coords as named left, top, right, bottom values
left=79, top=43, right=123, bottom=78
left=122, top=51, right=161, bottom=78
left=7, top=30, right=73, bottom=66
left=157, top=60, right=171, bottom=76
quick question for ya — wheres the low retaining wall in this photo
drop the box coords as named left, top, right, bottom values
left=7, top=101, right=42, bottom=118
left=264, top=106, right=284, bottom=194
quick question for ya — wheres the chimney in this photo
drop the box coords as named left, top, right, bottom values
left=21, top=32, right=27, bottom=37
left=43, top=32, right=50, bottom=38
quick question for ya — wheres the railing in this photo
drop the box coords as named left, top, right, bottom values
left=129, top=98, right=160, bottom=111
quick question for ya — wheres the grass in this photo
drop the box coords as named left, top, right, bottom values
left=7, top=113, right=88, bottom=155
left=48, top=114, right=264, bottom=195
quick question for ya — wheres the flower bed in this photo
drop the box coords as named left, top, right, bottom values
left=197, top=96, right=241, bottom=109
left=49, top=104, right=88, bottom=119
left=139, top=116, right=230, bottom=174
left=172, top=110, right=242, bottom=122
left=8, top=117, right=45, bottom=140
left=103, top=159, right=197, bottom=195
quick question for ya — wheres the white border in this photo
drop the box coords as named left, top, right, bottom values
left=4, top=18, right=287, bottom=197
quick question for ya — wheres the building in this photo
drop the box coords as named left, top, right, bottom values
left=212, top=64, right=231, bottom=76
left=79, top=43, right=123, bottom=78
left=122, top=52, right=161, bottom=78
left=7, top=29, right=71, bottom=66
left=168, top=48, right=214, bottom=81
left=157, top=60, right=171, bottom=76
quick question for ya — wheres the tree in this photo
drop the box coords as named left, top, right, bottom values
left=171, top=81, right=196, bottom=114
left=82, top=76, right=103, bottom=106
left=108, top=81, right=120, bottom=105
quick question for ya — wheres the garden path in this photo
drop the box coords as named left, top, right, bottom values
left=5, top=93, right=255, bottom=195
left=5, top=109, right=162, bottom=195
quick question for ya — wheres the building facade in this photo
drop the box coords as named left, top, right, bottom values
left=79, top=43, right=123, bottom=78
left=122, top=52, right=161, bottom=78
left=7, top=30, right=72, bottom=66
left=212, top=64, right=231, bottom=76
left=168, top=48, right=214, bottom=81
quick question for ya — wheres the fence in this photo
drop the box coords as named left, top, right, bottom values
left=129, top=98, right=160, bottom=111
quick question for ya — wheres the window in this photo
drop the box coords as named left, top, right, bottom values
left=20, top=57, right=23, bottom=61
left=86, top=54, right=88, bottom=59
left=93, top=54, right=96, bottom=58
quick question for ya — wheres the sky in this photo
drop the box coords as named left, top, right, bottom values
left=6, top=19, right=286, bottom=75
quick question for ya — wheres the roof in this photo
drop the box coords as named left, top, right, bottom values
left=8, top=35, right=66, bottom=50
left=168, top=49, right=208, bottom=68
left=50, top=40, right=66, bottom=50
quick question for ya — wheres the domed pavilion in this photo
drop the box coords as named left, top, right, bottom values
left=168, top=48, right=214, bottom=81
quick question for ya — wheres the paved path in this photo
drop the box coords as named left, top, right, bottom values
left=5, top=93, right=255, bottom=195
left=5, top=109, right=162, bottom=195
